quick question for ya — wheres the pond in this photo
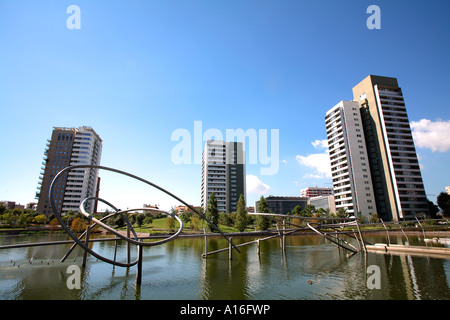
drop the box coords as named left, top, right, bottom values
left=0, top=233, right=449, bottom=300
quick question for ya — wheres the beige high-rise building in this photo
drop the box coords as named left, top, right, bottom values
left=36, top=126, right=102, bottom=215
left=352, top=75, right=428, bottom=220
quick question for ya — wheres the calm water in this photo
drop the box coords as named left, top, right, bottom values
left=0, top=233, right=449, bottom=300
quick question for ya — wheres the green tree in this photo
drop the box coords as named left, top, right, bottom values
left=143, top=216, right=153, bottom=225
left=219, top=212, right=233, bottom=227
left=18, top=212, right=31, bottom=227
left=369, top=212, right=380, bottom=223
left=190, top=216, right=202, bottom=231
left=70, top=217, right=87, bottom=233
left=205, top=193, right=219, bottom=232
left=437, top=192, right=450, bottom=218
left=0, top=203, right=7, bottom=215
left=128, top=213, right=137, bottom=225
left=180, top=210, right=192, bottom=225
left=166, top=217, right=176, bottom=231
left=316, top=207, right=327, bottom=217
left=290, top=205, right=303, bottom=216
left=234, top=194, right=248, bottom=232
left=427, top=200, right=439, bottom=219
left=256, top=196, right=271, bottom=231
left=135, top=214, right=145, bottom=227
left=111, top=213, right=125, bottom=228
left=303, top=204, right=316, bottom=217
left=336, top=207, right=348, bottom=218
left=33, top=214, right=47, bottom=224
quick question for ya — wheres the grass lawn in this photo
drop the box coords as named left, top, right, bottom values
left=121, top=217, right=254, bottom=234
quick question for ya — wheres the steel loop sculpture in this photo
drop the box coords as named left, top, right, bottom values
left=49, top=165, right=240, bottom=273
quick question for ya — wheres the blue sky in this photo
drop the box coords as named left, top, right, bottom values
left=0, top=0, right=449, bottom=211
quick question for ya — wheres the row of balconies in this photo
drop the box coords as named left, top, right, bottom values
left=332, top=166, right=350, bottom=179
left=332, top=174, right=350, bottom=184
left=329, top=150, right=347, bottom=163
left=326, top=121, right=342, bottom=136
left=329, top=145, right=346, bottom=157
left=397, top=184, right=425, bottom=190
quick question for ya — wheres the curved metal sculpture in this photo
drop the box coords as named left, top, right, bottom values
left=49, top=165, right=240, bottom=271
left=306, top=222, right=359, bottom=253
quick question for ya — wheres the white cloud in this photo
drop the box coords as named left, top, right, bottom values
left=296, top=139, right=332, bottom=179
left=246, top=175, right=270, bottom=194
left=410, top=119, right=450, bottom=152
left=311, top=139, right=328, bottom=149
left=296, top=152, right=332, bottom=179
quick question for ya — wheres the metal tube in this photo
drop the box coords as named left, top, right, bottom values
left=203, top=229, right=207, bottom=259
left=355, top=219, right=367, bottom=253
left=136, top=242, right=143, bottom=285
left=380, top=219, right=391, bottom=246
left=415, top=217, right=427, bottom=240
left=82, top=225, right=91, bottom=267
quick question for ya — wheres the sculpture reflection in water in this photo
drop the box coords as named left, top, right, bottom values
left=49, top=164, right=240, bottom=284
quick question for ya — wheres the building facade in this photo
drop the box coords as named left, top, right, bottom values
left=300, top=186, right=334, bottom=198
left=201, top=140, right=246, bottom=213
left=325, top=100, right=377, bottom=218
left=353, top=75, right=428, bottom=220
left=36, top=126, right=102, bottom=215
left=308, top=195, right=336, bottom=213
left=255, top=196, right=309, bottom=215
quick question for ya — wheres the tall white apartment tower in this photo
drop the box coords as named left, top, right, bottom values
left=37, top=126, right=102, bottom=215
left=201, top=140, right=246, bottom=213
left=325, top=101, right=376, bottom=218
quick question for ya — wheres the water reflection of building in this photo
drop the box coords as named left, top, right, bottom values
left=364, top=235, right=450, bottom=299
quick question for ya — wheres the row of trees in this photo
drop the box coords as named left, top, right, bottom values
left=198, top=193, right=355, bottom=233
left=0, top=206, right=48, bottom=228
left=204, top=193, right=249, bottom=232
left=190, top=191, right=450, bottom=234
left=2, top=191, right=448, bottom=233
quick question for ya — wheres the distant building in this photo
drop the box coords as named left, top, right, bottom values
left=36, top=126, right=102, bottom=215
left=255, top=196, right=308, bottom=215
left=301, top=187, right=333, bottom=198
left=308, top=195, right=336, bottom=213
left=175, top=205, right=202, bottom=215
left=1, top=201, right=17, bottom=209
left=446, top=186, right=450, bottom=196
left=0, top=201, right=25, bottom=210
left=26, top=202, right=38, bottom=211
left=201, top=140, right=246, bottom=213
left=141, top=204, right=161, bottom=215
